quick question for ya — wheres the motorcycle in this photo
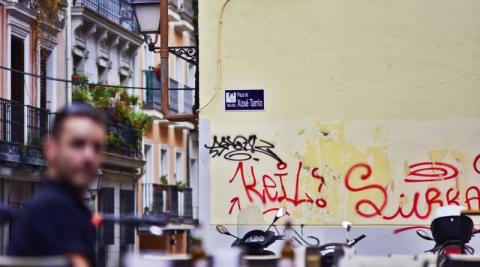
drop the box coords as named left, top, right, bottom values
left=318, top=221, right=367, bottom=267
left=416, top=205, right=480, bottom=267
left=0, top=205, right=169, bottom=266
left=216, top=207, right=287, bottom=256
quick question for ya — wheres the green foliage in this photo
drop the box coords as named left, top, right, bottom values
left=71, top=83, right=153, bottom=134
left=72, top=88, right=92, bottom=103
left=176, top=181, right=186, bottom=192
left=128, top=112, right=153, bottom=133
left=160, top=175, right=168, bottom=185
left=107, top=132, right=125, bottom=149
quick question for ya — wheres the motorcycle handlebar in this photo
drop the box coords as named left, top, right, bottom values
left=349, top=234, right=366, bottom=246
left=318, top=234, right=367, bottom=250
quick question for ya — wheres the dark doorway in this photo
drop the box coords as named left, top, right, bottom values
left=40, top=50, right=48, bottom=111
left=10, top=36, right=24, bottom=145
left=97, top=187, right=115, bottom=267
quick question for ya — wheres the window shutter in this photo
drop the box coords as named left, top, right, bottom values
left=98, top=187, right=114, bottom=245
left=120, top=189, right=135, bottom=245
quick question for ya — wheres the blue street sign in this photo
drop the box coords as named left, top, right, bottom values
left=225, top=89, right=264, bottom=111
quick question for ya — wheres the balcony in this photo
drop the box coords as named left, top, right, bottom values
left=169, top=79, right=195, bottom=115
left=144, top=183, right=193, bottom=224
left=106, top=119, right=142, bottom=159
left=179, top=0, right=193, bottom=24
left=169, top=0, right=193, bottom=26
left=0, top=96, right=144, bottom=169
left=73, top=0, right=140, bottom=33
left=143, top=69, right=161, bottom=111
left=0, top=98, right=51, bottom=166
left=169, top=79, right=179, bottom=114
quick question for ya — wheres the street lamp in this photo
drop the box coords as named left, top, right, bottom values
left=132, top=0, right=169, bottom=115
left=132, top=0, right=198, bottom=119
left=131, top=0, right=161, bottom=34
left=131, top=0, right=165, bottom=53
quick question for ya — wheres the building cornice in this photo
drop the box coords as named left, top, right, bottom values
left=6, top=1, right=37, bottom=22
left=71, top=6, right=143, bottom=47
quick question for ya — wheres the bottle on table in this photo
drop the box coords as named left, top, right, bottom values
left=277, top=221, right=295, bottom=267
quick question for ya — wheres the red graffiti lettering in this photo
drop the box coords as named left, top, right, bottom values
left=393, top=226, right=430, bottom=234
left=262, top=175, right=278, bottom=201
left=229, top=162, right=266, bottom=204
left=446, top=188, right=460, bottom=206
left=229, top=197, right=241, bottom=214
left=405, top=162, right=458, bottom=183
left=227, top=161, right=327, bottom=214
left=474, top=155, right=480, bottom=175
left=344, top=163, right=387, bottom=218
left=465, top=186, right=480, bottom=210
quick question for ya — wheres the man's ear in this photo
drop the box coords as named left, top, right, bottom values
left=43, top=137, right=56, bottom=161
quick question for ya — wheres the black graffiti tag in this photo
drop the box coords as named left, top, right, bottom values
left=205, top=135, right=283, bottom=163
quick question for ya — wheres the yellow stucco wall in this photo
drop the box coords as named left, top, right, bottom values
left=199, top=0, right=480, bottom=225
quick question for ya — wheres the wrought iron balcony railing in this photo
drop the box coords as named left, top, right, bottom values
left=24, top=105, right=50, bottom=166
left=169, top=79, right=179, bottom=114
left=0, top=97, right=143, bottom=166
left=179, top=0, right=193, bottom=23
left=143, top=70, right=161, bottom=111
left=147, top=183, right=193, bottom=223
left=168, top=78, right=195, bottom=115
left=106, top=119, right=142, bottom=159
left=73, top=0, right=140, bottom=33
left=169, top=0, right=193, bottom=23
left=0, top=98, right=51, bottom=166
left=183, top=86, right=194, bottom=114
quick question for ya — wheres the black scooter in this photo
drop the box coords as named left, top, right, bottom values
left=416, top=208, right=480, bottom=267
left=216, top=207, right=287, bottom=256
left=319, top=221, right=367, bottom=267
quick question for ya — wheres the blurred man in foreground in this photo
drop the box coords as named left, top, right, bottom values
left=8, top=102, right=106, bottom=267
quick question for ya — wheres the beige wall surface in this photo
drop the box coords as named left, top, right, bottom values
left=199, top=0, right=480, bottom=225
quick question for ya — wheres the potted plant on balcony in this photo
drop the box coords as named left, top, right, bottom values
left=160, top=175, right=169, bottom=186
left=176, top=181, right=186, bottom=193
left=72, top=84, right=153, bottom=158
left=153, top=64, right=161, bottom=78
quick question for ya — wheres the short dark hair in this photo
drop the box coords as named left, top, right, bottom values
left=51, top=102, right=106, bottom=139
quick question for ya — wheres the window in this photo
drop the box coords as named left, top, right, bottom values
left=143, top=144, right=153, bottom=211
left=160, top=146, right=169, bottom=178
left=175, top=149, right=184, bottom=182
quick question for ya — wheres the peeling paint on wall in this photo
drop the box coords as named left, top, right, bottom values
left=207, top=119, right=480, bottom=225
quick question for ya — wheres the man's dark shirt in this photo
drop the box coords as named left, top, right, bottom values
left=8, top=180, right=96, bottom=266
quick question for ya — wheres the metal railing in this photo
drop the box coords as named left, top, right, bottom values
left=0, top=99, right=23, bottom=163
left=169, top=79, right=179, bottom=113
left=169, top=0, right=193, bottom=23
left=106, top=119, right=142, bottom=159
left=24, top=105, right=50, bottom=165
left=0, top=98, right=51, bottom=166
left=143, top=70, right=161, bottom=111
left=17, top=0, right=39, bottom=9
left=148, top=184, right=193, bottom=222
left=0, top=98, right=143, bottom=165
left=179, top=0, right=193, bottom=23
left=183, top=87, right=194, bottom=114
left=142, top=182, right=155, bottom=212
left=169, top=78, right=195, bottom=115
left=73, top=0, right=140, bottom=33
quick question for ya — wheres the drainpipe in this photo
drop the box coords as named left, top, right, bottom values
left=160, top=0, right=169, bottom=116
left=65, top=0, right=73, bottom=105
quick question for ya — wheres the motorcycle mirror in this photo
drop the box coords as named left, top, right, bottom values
left=275, top=207, right=287, bottom=219
left=216, top=225, right=230, bottom=235
left=342, top=221, right=352, bottom=232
